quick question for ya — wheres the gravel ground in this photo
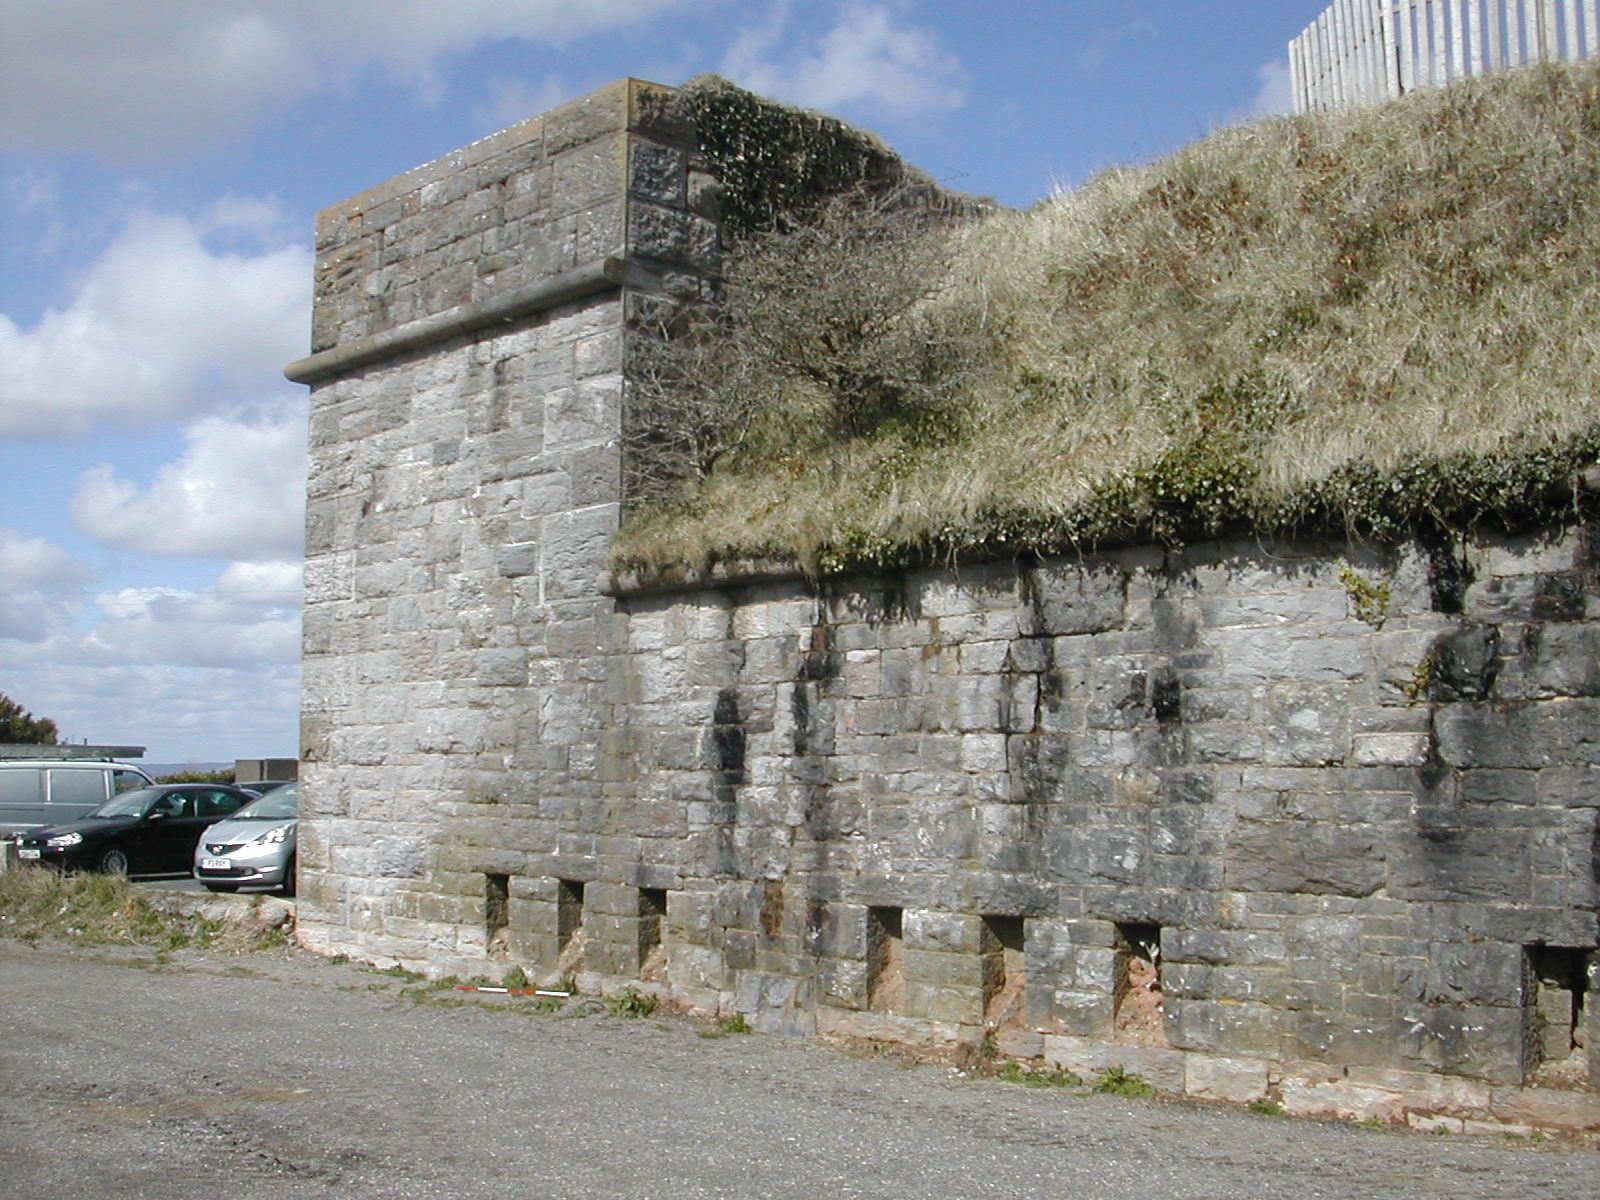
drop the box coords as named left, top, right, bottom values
left=0, top=938, right=1594, bottom=1200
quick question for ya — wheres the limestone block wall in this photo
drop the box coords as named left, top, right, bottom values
left=576, top=535, right=1597, bottom=1132
left=288, top=78, right=717, bottom=968
left=291, top=79, right=1598, bottom=1133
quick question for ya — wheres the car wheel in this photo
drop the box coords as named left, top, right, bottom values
left=202, top=883, right=238, bottom=894
left=98, top=847, right=130, bottom=877
left=280, top=855, right=297, bottom=898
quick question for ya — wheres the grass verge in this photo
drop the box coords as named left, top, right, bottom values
left=0, top=865, right=219, bottom=951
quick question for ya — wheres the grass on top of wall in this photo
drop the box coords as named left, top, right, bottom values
left=617, top=61, right=1600, bottom=578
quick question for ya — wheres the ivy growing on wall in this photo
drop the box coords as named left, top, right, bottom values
left=679, top=75, right=927, bottom=240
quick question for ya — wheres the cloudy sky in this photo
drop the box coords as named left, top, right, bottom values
left=0, top=0, right=1316, bottom=765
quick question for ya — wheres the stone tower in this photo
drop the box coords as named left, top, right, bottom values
left=286, top=80, right=718, bottom=973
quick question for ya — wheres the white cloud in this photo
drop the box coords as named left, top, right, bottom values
left=3, top=168, right=60, bottom=212
left=71, top=401, right=308, bottom=562
left=216, top=561, right=304, bottom=607
left=83, top=583, right=300, bottom=669
left=0, top=529, right=86, bottom=589
left=2, top=658, right=302, bottom=763
left=722, top=1, right=966, bottom=120
left=1240, top=58, right=1296, bottom=121
left=0, top=0, right=689, bottom=160
left=0, top=529, right=89, bottom=642
left=2, top=559, right=303, bottom=759
left=0, top=208, right=310, bottom=437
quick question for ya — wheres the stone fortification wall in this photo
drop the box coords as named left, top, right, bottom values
left=291, top=80, right=1598, bottom=1134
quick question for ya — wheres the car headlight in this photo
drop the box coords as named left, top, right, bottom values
left=249, top=823, right=293, bottom=847
left=46, top=832, right=83, bottom=848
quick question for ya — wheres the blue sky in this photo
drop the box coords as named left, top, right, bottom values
left=0, top=1, right=1319, bottom=764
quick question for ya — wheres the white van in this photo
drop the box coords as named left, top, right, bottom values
left=0, top=760, right=154, bottom=838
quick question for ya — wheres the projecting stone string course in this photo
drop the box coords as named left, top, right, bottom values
left=290, top=78, right=1599, bottom=1134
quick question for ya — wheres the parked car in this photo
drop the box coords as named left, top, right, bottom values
left=14, top=783, right=256, bottom=876
left=0, top=760, right=153, bottom=838
left=194, top=783, right=298, bottom=895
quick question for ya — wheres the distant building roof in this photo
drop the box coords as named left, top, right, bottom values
left=0, top=744, right=145, bottom=761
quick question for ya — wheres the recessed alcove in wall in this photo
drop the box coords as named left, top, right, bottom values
left=1114, top=922, right=1165, bottom=1045
left=485, top=873, right=510, bottom=959
left=557, top=879, right=586, bottom=972
left=867, top=906, right=904, bottom=1012
left=640, top=886, right=667, bottom=981
left=1524, top=946, right=1592, bottom=1087
left=981, top=915, right=1026, bottom=1028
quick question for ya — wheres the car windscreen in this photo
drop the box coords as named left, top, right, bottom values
left=233, top=788, right=297, bottom=820
left=89, top=787, right=159, bottom=818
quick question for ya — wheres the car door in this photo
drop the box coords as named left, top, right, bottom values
left=129, top=790, right=189, bottom=872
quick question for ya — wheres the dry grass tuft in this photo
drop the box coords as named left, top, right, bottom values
left=617, top=62, right=1600, bottom=576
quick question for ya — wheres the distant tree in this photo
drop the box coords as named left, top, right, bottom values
left=0, top=692, right=59, bottom=744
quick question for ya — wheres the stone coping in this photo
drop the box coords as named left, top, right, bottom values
left=601, top=557, right=808, bottom=598
left=285, top=256, right=626, bottom=385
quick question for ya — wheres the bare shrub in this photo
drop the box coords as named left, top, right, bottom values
left=624, top=184, right=992, bottom=520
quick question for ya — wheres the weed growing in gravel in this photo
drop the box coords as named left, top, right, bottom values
left=608, top=986, right=658, bottom=1018
left=994, top=1061, right=1084, bottom=1089
left=1248, top=1099, right=1285, bottom=1116
left=1092, top=1067, right=1156, bottom=1098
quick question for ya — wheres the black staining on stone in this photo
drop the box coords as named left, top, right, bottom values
left=712, top=687, right=747, bottom=784
left=803, top=895, right=828, bottom=956
left=1014, top=737, right=1072, bottom=809
left=1428, top=624, right=1501, bottom=701
left=1151, top=595, right=1198, bottom=654
left=1019, top=566, right=1048, bottom=636
left=864, top=577, right=915, bottom=626
left=1160, top=769, right=1213, bottom=807
left=1534, top=572, right=1586, bottom=622
left=803, top=784, right=848, bottom=841
left=709, top=687, right=746, bottom=876
left=1421, top=526, right=1470, bottom=614
left=759, top=879, right=784, bottom=940
left=790, top=682, right=812, bottom=756
left=488, top=356, right=513, bottom=432
left=1150, top=667, right=1182, bottom=725
left=1576, top=521, right=1600, bottom=592
left=1039, top=665, right=1065, bottom=711
left=800, top=622, right=842, bottom=683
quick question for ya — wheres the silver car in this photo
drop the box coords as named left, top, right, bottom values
left=193, top=783, right=297, bottom=894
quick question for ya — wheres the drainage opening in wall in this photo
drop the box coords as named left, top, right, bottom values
left=867, top=906, right=904, bottom=1013
left=981, top=915, right=1026, bottom=1029
left=485, top=873, right=510, bottom=959
left=640, top=887, right=667, bottom=982
left=1524, top=946, right=1592, bottom=1088
left=557, top=878, right=586, bottom=974
left=1114, top=922, right=1165, bottom=1046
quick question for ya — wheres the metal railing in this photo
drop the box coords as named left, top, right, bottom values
left=1291, top=0, right=1599, bottom=113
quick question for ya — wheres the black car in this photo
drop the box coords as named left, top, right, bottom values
left=15, top=784, right=258, bottom=876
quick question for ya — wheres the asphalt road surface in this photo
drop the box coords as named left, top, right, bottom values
left=1, top=938, right=1594, bottom=1200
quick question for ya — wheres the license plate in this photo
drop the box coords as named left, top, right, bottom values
left=201, top=858, right=231, bottom=871
left=18, top=847, right=40, bottom=860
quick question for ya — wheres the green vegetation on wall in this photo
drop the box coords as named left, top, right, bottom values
left=679, top=75, right=920, bottom=240
left=620, top=62, right=1600, bottom=579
